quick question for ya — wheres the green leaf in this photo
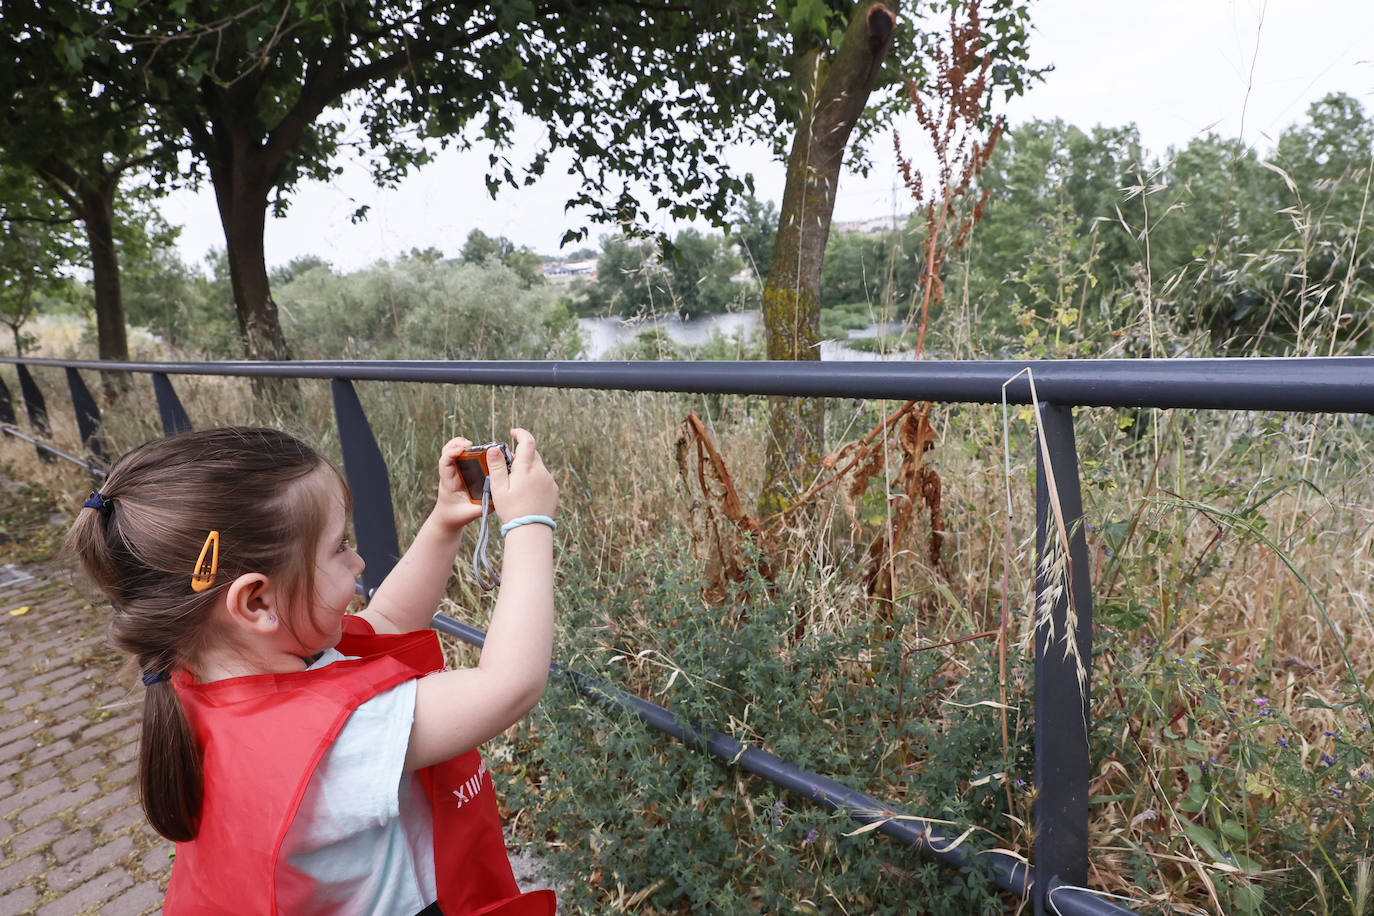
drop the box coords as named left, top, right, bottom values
left=1182, top=824, right=1224, bottom=863
left=1219, top=819, right=1248, bottom=843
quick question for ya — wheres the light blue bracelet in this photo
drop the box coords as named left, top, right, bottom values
left=500, top=515, right=557, bottom=537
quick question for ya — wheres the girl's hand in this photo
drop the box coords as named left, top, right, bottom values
left=433, top=437, right=487, bottom=532
left=486, top=428, right=558, bottom=522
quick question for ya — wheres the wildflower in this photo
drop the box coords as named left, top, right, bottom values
left=1103, top=547, right=1114, bottom=557
left=803, top=828, right=818, bottom=846
left=1277, top=736, right=1290, bottom=749
left=1320, top=753, right=1335, bottom=767
left=1254, top=698, right=1268, bottom=707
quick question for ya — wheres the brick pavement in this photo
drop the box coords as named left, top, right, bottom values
left=1, top=549, right=172, bottom=914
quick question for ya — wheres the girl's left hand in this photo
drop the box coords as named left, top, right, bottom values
left=433, top=437, right=487, bottom=532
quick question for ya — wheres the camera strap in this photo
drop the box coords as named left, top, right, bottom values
left=471, top=478, right=500, bottom=590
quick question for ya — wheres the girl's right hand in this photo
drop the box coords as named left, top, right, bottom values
left=485, top=428, right=558, bottom=522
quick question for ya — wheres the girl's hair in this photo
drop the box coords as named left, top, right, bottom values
left=65, top=427, right=347, bottom=842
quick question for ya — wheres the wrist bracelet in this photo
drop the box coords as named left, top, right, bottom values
left=500, top=515, right=557, bottom=537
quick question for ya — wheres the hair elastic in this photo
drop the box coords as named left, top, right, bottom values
left=83, top=491, right=112, bottom=518
left=190, top=530, right=220, bottom=592
left=142, top=671, right=170, bottom=686
left=500, top=515, right=557, bottom=537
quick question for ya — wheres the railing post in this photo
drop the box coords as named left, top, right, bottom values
left=15, top=363, right=50, bottom=435
left=1033, top=402, right=1094, bottom=915
left=151, top=373, right=193, bottom=436
left=15, top=363, right=52, bottom=463
left=0, top=373, right=14, bottom=425
left=330, top=378, right=401, bottom=596
left=65, top=368, right=110, bottom=468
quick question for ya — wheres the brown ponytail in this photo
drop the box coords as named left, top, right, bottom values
left=139, top=681, right=202, bottom=841
left=65, top=427, right=343, bottom=842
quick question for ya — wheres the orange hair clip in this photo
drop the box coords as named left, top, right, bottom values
left=190, top=530, right=220, bottom=593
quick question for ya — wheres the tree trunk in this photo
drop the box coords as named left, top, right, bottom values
left=79, top=179, right=132, bottom=395
left=216, top=179, right=293, bottom=362
left=758, top=1, right=899, bottom=516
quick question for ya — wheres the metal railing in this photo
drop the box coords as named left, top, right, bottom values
left=6, top=353, right=1372, bottom=916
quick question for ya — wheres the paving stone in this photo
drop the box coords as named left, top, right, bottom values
left=0, top=883, right=40, bottom=916
left=37, top=866, right=134, bottom=916
left=96, top=804, right=145, bottom=838
left=0, top=852, right=46, bottom=892
left=0, top=717, right=43, bottom=749
left=76, top=791, right=127, bottom=825
left=103, top=880, right=164, bottom=915
left=81, top=715, right=134, bottom=743
left=17, top=779, right=99, bottom=827
left=0, top=735, right=39, bottom=765
left=60, top=743, right=101, bottom=767
left=46, top=832, right=134, bottom=891
left=17, top=760, right=58, bottom=788
left=28, top=738, right=76, bottom=767
left=8, top=817, right=67, bottom=858
left=1, top=775, right=63, bottom=818
left=52, top=827, right=96, bottom=864
left=103, top=762, right=136, bottom=789
left=67, top=759, right=105, bottom=784
left=7, top=688, right=44, bottom=709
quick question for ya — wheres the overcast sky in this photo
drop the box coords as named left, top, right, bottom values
left=160, top=0, right=1374, bottom=273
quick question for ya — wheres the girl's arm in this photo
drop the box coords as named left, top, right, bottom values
left=358, top=436, right=484, bottom=635
left=404, top=428, right=559, bottom=771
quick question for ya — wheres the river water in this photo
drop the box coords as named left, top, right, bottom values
left=577, top=311, right=907, bottom=360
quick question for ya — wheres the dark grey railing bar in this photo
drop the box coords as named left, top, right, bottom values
left=1033, top=403, right=1095, bottom=916
left=15, top=364, right=50, bottom=435
left=15, top=364, right=53, bottom=464
left=4, top=356, right=1374, bottom=413
left=64, top=368, right=109, bottom=468
left=0, top=423, right=108, bottom=476
left=0, top=374, right=15, bottom=425
left=331, top=379, right=402, bottom=595
left=151, top=373, right=194, bottom=436
left=1045, top=878, right=1141, bottom=916
left=425, top=613, right=1109, bottom=910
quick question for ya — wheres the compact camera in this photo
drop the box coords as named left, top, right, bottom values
left=454, top=442, right=513, bottom=504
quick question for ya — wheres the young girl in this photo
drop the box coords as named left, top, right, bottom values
left=66, top=426, right=559, bottom=916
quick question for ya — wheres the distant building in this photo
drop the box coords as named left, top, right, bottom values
left=542, top=259, right=598, bottom=283
left=832, top=214, right=911, bottom=235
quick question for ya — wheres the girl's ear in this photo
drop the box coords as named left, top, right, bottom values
left=223, top=572, right=284, bottom=633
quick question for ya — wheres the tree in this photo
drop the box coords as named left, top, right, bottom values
left=461, top=229, right=543, bottom=287
left=0, top=166, right=82, bottom=355
left=664, top=228, right=747, bottom=316
left=0, top=5, right=181, bottom=368
left=38, top=0, right=797, bottom=360
left=585, top=236, right=670, bottom=318
left=756, top=0, right=1035, bottom=513
left=731, top=194, right=780, bottom=283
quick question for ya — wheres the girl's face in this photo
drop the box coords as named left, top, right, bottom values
left=297, top=469, right=365, bottom=654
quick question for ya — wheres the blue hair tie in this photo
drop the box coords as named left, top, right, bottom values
left=83, top=491, right=112, bottom=518
left=142, top=671, right=170, bottom=686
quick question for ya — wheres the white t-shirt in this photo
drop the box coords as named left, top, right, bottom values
left=279, top=649, right=438, bottom=915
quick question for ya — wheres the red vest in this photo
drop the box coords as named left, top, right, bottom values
left=166, top=615, right=556, bottom=916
